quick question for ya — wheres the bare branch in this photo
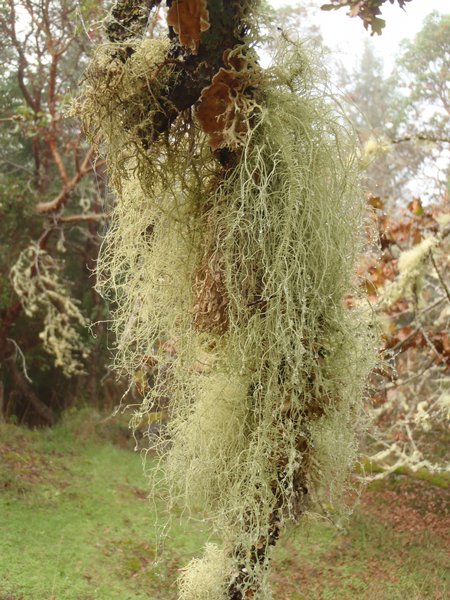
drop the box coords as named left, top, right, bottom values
left=36, top=146, right=97, bottom=214
left=429, top=250, right=450, bottom=304
left=57, top=213, right=107, bottom=224
left=392, top=134, right=450, bottom=145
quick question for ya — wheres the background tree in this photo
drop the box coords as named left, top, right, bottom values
left=264, top=1, right=322, bottom=46
left=344, top=13, right=450, bottom=476
left=392, top=11, right=450, bottom=199
left=341, top=12, right=449, bottom=203
left=0, top=0, right=116, bottom=425
left=362, top=195, right=449, bottom=476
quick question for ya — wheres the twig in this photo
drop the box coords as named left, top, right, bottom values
left=418, top=325, right=446, bottom=364
left=36, top=146, right=97, bottom=214
left=392, top=134, right=450, bottom=145
left=6, top=338, right=33, bottom=383
left=429, top=250, right=450, bottom=304
left=57, top=213, right=107, bottom=223
left=390, top=325, right=420, bottom=354
left=384, top=358, right=436, bottom=389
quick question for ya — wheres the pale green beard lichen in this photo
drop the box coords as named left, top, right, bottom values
left=178, top=544, right=233, bottom=600
left=82, top=35, right=376, bottom=598
left=384, top=236, right=438, bottom=304
left=78, top=36, right=174, bottom=190
left=11, top=245, right=89, bottom=376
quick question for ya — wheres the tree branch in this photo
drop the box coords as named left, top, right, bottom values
left=36, top=146, right=97, bottom=214
left=6, top=353, right=56, bottom=425
left=392, top=134, right=450, bottom=145
left=57, top=213, right=107, bottom=224
left=429, top=250, right=450, bottom=304
left=5, top=0, right=39, bottom=112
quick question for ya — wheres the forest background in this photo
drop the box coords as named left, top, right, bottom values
left=0, top=1, right=448, bottom=598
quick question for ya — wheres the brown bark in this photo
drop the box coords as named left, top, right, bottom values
left=36, top=146, right=97, bottom=214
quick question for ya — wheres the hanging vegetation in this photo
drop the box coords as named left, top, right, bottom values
left=79, top=1, right=376, bottom=597
left=11, top=244, right=89, bottom=377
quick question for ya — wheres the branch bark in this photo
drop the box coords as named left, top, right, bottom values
left=392, top=134, right=450, bottom=145
left=36, top=146, right=97, bottom=214
left=57, top=213, right=107, bottom=224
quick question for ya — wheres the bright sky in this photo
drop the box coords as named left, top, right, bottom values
left=270, top=0, right=449, bottom=72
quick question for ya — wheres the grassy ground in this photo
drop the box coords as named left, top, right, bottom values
left=0, top=412, right=448, bottom=600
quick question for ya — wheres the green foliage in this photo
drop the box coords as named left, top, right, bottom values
left=342, top=13, right=450, bottom=202
left=396, top=11, right=450, bottom=132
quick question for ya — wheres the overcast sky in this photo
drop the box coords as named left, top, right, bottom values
left=269, top=0, right=449, bottom=72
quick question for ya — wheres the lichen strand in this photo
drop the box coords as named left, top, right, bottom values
left=179, top=544, right=232, bottom=600
left=384, top=236, right=439, bottom=304
left=82, top=26, right=375, bottom=600
left=78, top=36, right=174, bottom=186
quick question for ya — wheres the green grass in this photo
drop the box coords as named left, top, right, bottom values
left=0, top=413, right=448, bottom=599
left=272, top=513, right=449, bottom=599
left=0, top=415, right=209, bottom=600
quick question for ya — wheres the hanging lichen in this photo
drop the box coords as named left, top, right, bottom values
left=79, top=1, right=376, bottom=597
left=11, top=245, right=89, bottom=376
left=384, top=236, right=439, bottom=304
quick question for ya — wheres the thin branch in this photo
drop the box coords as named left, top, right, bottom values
left=429, top=250, right=450, bottom=304
left=36, top=146, right=97, bottom=214
left=0, top=160, right=35, bottom=176
left=4, top=0, right=39, bottom=113
left=385, top=358, right=436, bottom=390
left=57, top=213, right=107, bottom=223
left=418, top=325, right=445, bottom=364
left=392, top=134, right=450, bottom=145
left=6, top=338, right=32, bottom=383
left=389, top=296, right=446, bottom=354
left=48, top=136, right=69, bottom=185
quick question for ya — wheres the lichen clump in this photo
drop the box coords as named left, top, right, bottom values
left=179, top=543, right=231, bottom=600
left=80, top=27, right=375, bottom=599
left=385, top=236, right=438, bottom=303
left=11, top=245, right=89, bottom=376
